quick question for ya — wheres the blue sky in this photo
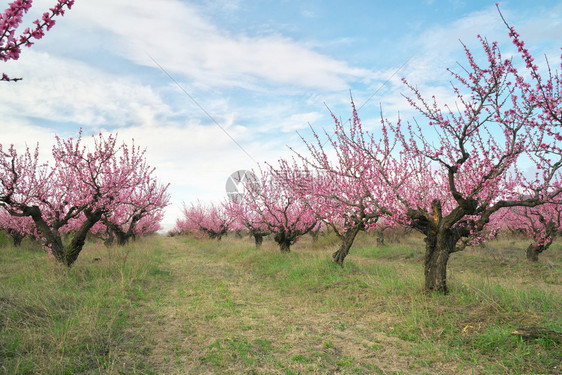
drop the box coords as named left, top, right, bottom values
left=1, top=0, right=561, bottom=230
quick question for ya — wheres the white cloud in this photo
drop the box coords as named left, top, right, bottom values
left=276, top=112, right=324, bottom=133
left=0, top=50, right=172, bottom=131
left=401, top=6, right=504, bottom=85
left=66, top=0, right=374, bottom=91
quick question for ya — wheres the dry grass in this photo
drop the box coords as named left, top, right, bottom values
left=1, top=232, right=561, bottom=374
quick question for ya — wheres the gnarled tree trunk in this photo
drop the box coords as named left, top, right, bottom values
left=61, top=209, right=104, bottom=266
left=414, top=199, right=463, bottom=295
left=8, top=231, right=24, bottom=247
left=526, top=244, right=541, bottom=262
left=104, top=231, right=115, bottom=247
left=376, top=229, right=385, bottom=246
left=526, top=223, right=555, bottom=262
left=274, top=231, right=293, bottom=252
left=526, top=241, right=551, bottom=262
left=310, top=229, right=320, bottom=243
left=423, top=230, right=452, bottom=294
left=332, top=225, right=362, bottom=267
left=279, top=240, right=291, bottom=252
left=24, top=205, right=103, bottom=267
left=253, top=232, right=264, bottom=248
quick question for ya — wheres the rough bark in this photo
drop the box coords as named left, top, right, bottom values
left=115, top=232, right=130, bottom=246
left=310, top=229, right=320, bottom=243
left=23, top=205, right=103, bottom=267
left=279, top=240, right=291, bottom=252
left=104, top=232, right=115, bottom=247
left=525, top=224, right=555, bottom=262
left=207, top=229, right=227, bottom=241
left=376, top=229, right=385, bottom=246
left=104, top=222, right=132, bottom=246
left=253, top=232, right=264, bottom=248
left=63, top=209, right=103, bottom=266
left=525, top=242, right=551, bottom=262
left=23, top=205, right=65, bottom=263
left=423, top=232, right=452, bottom=294
left=526, top=244, right=540, bottom=262
left=8, top=231, right=24, bottom=247
left=417, top=199, right=461, bottom=294
left=274, top=231, right=293, bottom=252
left=332, top=225, right=362, bottom=267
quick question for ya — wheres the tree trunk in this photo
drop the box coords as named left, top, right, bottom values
left=103, top=222, right=130, bottom=246
left=10, top=232, right=23, bottom=247
left=274, top=232, right=292, bottom=252
left=23, top=205, right=66, bottom=263
left=104, top=232, right=114, bottom=247
left=116, top=232, right=129, bottom=246
left=526, top=244, right=540, bottom=262
left=310, top=229, right=320, bottom=243
left=254, top=233, right=264, bottom=248
left=208, top=231, right=224, bottom=241
left=376, top=229, right=385, bottom=246
left=423, top=231, right=452, bottom=294
left=63, top=210, right=103, bottom=266
left=279, top=241, right=291, bottom=252
left=526, top=242, right=550, bottom=262
left=332, top=225, right=362, bottom=267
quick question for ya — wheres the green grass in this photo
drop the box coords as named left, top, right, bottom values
left=1, top=233, right=561, bottom=374
left=0, top=239, right=170, bottom=374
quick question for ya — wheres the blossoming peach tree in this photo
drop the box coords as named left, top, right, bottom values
left=223, top=198, right=270, bottom=248
left=288, top=99, right=415, bottom=266
left=0, top=206, right=34, bottom=246
left=233, top=164, right=318, bottom=252
left=1, top=0, right=75, bottom=81
left=501, top=202, right=562, bottom=262
left=360, top=12, right=561, bottom=293
left=96, top=165, right=170, bottom=246
left=287, top=8, right=561, bottom=294
left=176, top=201, right=232, bottom=240
left=0, top=132, right=169, bottom=266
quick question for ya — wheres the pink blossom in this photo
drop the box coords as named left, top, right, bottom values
left=1, top=0, right=75, bottom=80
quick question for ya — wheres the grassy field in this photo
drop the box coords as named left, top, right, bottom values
left=0, top=231, right=561, bottom=374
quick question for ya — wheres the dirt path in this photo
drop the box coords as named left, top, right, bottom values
left=129, top=238, right=472, bottom=374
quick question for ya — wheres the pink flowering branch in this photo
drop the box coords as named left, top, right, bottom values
left=386, top=8, right=562, bottom=293
left=223, top=198, right=270, bottom=248
left=301, top=8, right=562, bottom=294
left=0, top=206, right=34, bottom=246
left=1, top=0, right=75, bottom=81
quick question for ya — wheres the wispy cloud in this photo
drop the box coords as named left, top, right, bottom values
left=69, top=0, right=373, bottom=91
left=0, top=51, right=172, bottom=131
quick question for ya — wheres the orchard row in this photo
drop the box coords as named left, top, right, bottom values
left=175, top=9, right=562, bottom=294
left=0, top=132, right=170, bottom=265
left=2, top=2, right=561, bottom=294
